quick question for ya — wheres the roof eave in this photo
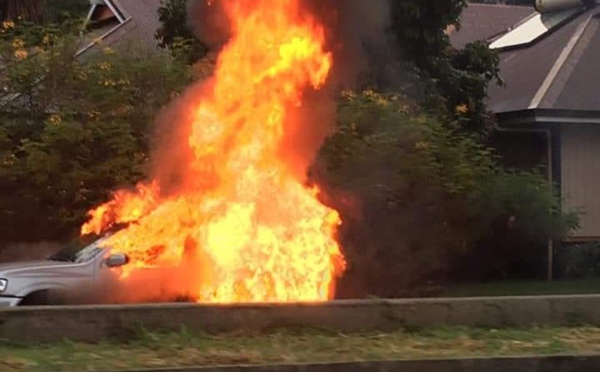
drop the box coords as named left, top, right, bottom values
left=497, top=108, right=600, bottom=127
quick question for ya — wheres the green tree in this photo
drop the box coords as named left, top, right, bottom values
left=387, top=0, right=501, bottom=136
left=0, top=23, right=191, bottom=242
left=155, top=0, right=208, bottom=64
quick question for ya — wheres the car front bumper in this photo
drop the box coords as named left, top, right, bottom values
left=0, top=295, right=22, bottom=307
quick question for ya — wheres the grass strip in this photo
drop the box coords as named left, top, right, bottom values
left=3, top=326, right=600, bottom=371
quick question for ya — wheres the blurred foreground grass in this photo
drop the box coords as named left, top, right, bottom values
left=4, top=326, right=600, bottom=371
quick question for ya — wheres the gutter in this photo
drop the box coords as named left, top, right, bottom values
left=496, top=109, right=600, bottom=125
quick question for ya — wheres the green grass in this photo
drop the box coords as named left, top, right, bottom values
left=4, top=326, right=600, bottom=371
left=444, top=278, right=600, bottom=297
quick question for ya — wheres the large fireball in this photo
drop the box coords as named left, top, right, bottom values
left=80, top=0, right=345, bottom=303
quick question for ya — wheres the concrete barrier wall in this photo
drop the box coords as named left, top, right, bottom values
left=3, top=295, right=600, bottom=343
left=94, top=356, right=600, bottom=372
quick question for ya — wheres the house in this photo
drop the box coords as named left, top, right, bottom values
left=449, top=0, right=600, bottom=244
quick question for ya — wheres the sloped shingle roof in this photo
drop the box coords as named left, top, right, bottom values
left=536, top=12, right=600, bottom=111
left=453, top=2, right=600, bottom=114
left=78, top=0, right=163, bottom=56
left=107, top=0, right=163, bottom=48
left=449, top=3, right=535, bottom=48
left=488, top=6, right=600, bottom=113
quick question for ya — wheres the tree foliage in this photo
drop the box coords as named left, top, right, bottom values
left=155, top=0, right=208, bottom=64
left=0, top=22, right=191, bottom=242
left=387, top=0, right=501, bottom=136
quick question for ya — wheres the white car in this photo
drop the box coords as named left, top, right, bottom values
left=0, top=225, right=134, bottom=307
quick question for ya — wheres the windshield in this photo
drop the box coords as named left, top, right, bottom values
left=48, top=223, right=129, bottom=263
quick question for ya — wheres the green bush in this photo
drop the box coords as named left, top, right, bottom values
left=557, top=242, right=600, bottom=279
left=313, top=91, right=578, bottom=297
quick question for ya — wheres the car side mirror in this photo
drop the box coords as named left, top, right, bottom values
left=105, top=253, right=130, bottom=268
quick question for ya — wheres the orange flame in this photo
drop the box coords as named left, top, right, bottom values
left=81, top=0, right=345, bottom=303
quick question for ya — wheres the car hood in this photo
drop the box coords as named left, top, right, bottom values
left=0, top=260, right=76, bottom=278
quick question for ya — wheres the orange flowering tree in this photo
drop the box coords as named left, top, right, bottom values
left=0, top=22, right=190, bottom=242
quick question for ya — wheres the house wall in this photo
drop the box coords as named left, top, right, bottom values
left=561, top=125, right=600, bottom=240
